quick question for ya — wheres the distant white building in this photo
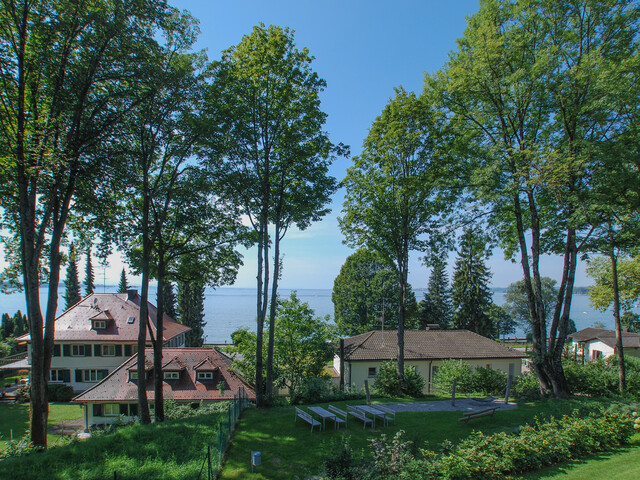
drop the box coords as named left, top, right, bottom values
left=568, top=327, right=640, bottom=360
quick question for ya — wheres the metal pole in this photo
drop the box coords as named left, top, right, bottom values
left=451, top=378, right=457, bottom=406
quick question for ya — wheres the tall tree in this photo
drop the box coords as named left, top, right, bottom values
left=451, top=228, right=495, bottom=337
left=0, top=0, right=174, bottom=446
left=340, top=87, right=451, bottom=393
left=159, top=281, right=177, bottom=321
left=63, top=245, right=81, bottom=310
left=419, top=255, right=453, bottom=329
left=177, top=280, right=206, bottom=347
left=210, top=24, right=341, bottom=405
left=333, top=249, right=410, bottom=336
left=441, top=0, right=640, bottom=397
left=118, top=269, right=129, bottom=294
left=504, top=277, right=558, bottom=335
left=83, top=248, right=95, bottom=296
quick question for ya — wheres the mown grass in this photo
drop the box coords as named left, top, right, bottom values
left=0, top=410, right=225, bottom=480
left=0, top=403, right=83, bottom=450
left=220, top=396, right=607, bottom=480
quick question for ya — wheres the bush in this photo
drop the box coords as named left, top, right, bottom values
left=48, top=383, right=74, bottom=402
left=164, top=400, right=230, bottom=420
left=293, top=377, right=368, bottom=405
left=14, top=383, right=30, bottom=403
left=373, top=360, right=425, bottom=397
left=432, top=359, right=474, bottom=394
left=470, top=366, right=507, bottom=396
left=323, top=437, right=358, bottom=480
left=512, top=372, right=542, bottom=402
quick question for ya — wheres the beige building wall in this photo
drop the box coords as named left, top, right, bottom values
left=340, top=357, right=523, bottom=395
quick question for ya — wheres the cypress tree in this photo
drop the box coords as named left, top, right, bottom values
left=118, top=268, right=129, bottom=293
left=159, top=282, right=178, bottom=321
left=451, top=228, right=495, bottom=337
left=84, top=248, right=95, bottom=296
left=419, top=255, right=453, bottom=329
left=64, top=245, right=82, bottom=310
left=178, top=281, right=206, bottom=347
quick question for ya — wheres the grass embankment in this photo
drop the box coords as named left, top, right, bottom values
left=0, top=403, right=83, bottom=451
left=0, top=410, right=225, bottom=480
left=220, top=396, right=616, bottom=480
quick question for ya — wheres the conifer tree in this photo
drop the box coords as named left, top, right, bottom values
left=451, top=229, right=495, bottom=338
left=84, top=249, right=95, bottom=296
left=118, top=268, right=129, bottom=294
left=159, top=282, right=178, bottom=321
left=419, top=255, right=453, bottom=329
left=178, top=281, right=206, bottom=347
left=64, top=246, right=81, bottom=310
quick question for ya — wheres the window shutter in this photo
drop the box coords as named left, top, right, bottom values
left=63, top=370, right=70, bottom=383
left=119, top=404, right=128, bottom=415
left=124, top=345, right=132, bottom=356
left=93, top=404, right=102, bottom=417
left=115, top=345, right=122, bottom=356
left=94, top=344, right=101, bottom=356
left=63, top=344, right=70, bottom=357
left=75, top=369, right=82, bottom=382
left=101, top=369, right=109, bottom=379
left=53, top=345, right=61, bottom=357
left=85, top=345, right=92, bottom=357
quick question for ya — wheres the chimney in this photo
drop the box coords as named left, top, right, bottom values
left=425, top=324, right=441, bottom=331
left=127, top=289, right=138, bottom=301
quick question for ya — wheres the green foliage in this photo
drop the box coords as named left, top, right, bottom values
left=229, top=327, right=260, bottom=386
left=274, top=292, right=336, bottom=399
left=451, top=228, right=496, bottom=338
left=374, top=360, right=425, bottom=397
left=83, top=248, right=95, bottom=296
left=47, top=384, right=74, bottom=403
left=368, top=430, right=415, bottom=479
left=470, top=366, right=508, bottom=396
left=504, top=277, right=558, bottom=335
left=178, top=281, right=206, bottom=347
left=0, top=311, right=27, bottom=341
left=63, top=245, right=81, bottom=310
left=0, top=430, right=39, bottom=460
left=159, top=282, right=178, bottom=321
left=323, top=437, right=358, bottom=480
left=117, top=268, right=129, bottom=294
left=333, top=249, right=418, bottom=335
left=513, top=372, right=543, bottom=402
left=564, top=357, right=640, bottom=397
left=588, top=255, right=640, bottom=313
left=432, top=359, right=474, bottom=394
left=419, top=255, right=453, bottom=330
left=163, top=399, right=229, bottom=420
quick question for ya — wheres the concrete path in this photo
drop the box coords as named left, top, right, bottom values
left=381, top=398, right=518, bottom=413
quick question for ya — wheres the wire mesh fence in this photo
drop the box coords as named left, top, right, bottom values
left=198, top=387, right=251, bottom=480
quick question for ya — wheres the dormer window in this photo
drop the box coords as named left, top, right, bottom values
left=93, top=320, right=107, bottom=329
left=129, top=371, right=138, bottom=382
left=197, top=371, right=214, bottom=381
left=164, top=371, right=180, bottom=380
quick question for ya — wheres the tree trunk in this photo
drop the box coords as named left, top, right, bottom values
left=137, top=174, right=152, bottom=424
left=154, top=250, right=166, bottom=421
left=610, top=248, right=626, bottom=394
left=266, top=220, right=282, bottom=402
left=255, top=213, right=269, bottom=408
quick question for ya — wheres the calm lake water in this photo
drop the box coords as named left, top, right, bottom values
left=0, top=285, right=614, bottom=344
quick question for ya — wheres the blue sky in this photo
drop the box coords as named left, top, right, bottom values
left=0, top=0, right=591, bottom=290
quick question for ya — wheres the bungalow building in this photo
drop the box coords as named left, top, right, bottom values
left=17, top=290, right=190, bottom=392
left=568, top=327, right=640, bottom=360
left=335, top=329, right=527, bottom=393
left=73, top=347, right=255, bottom=429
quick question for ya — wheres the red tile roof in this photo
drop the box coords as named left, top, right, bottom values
left=343, top=330, right=527, bottom=361
left=73, top=347, right=255, bottom=403
left=17, top=291, right=189, bottom=343
left=569, top=327, right=640, bottom=345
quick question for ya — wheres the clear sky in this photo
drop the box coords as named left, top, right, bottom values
left=0, top=0, right=591, bottom=290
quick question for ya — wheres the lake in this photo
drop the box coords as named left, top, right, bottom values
left=0, top=285, right=615, bottom=344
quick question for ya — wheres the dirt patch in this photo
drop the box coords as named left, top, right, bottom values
left=48, top=418, right=85, bottom=435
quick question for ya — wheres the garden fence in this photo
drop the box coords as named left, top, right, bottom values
left=198, top=387, right=250, bottom=480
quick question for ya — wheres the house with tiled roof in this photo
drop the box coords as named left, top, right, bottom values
left=73, top=347, right=255, bottom=429
left=568, top=327, right=640, bottom=360
left=335, top=329, right=527, bottom=393
left=17, top=289, right=190, bottom=392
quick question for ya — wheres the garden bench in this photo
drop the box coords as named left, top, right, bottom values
left=295, top=407, right=321, bottom=432
left=327, top=405, right=347, bottom=429
left=347, top=405, right=373, bottom=429
left=458, top=407, right=498, bottom=423
left=373, top=404, right=396, bottom=425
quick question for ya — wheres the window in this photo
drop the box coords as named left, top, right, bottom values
left=93, top=320, right=107, bottom=329
left=50, top=369, right=67, bottom=382
left=129, top=371, right=138, bottom=381
left=368, top=367, right=377, bottom=377
left=102, top=344, right=116, bottom=356
left=72, top=345, right=85, bottom=356
left=82, top=369, right=107, bottom=382
left=103, top=404, right=119, bottom=416
left=197, top=371, right=213, bottom=381
left=164, top=371, right=179, bottom=380
left=127, top=316, right=135, bottom=324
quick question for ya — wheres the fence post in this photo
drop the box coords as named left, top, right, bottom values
left=207, top=444, right=212, bottom=480
left=451, top=378, right=457, bottom=406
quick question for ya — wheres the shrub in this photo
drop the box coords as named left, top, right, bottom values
left=323, top=437, right=357, bottom=480
left=373, top=360, right=425, bottom=397
left=14, top=383, right=30, bottom=403
left=470, top=366, right=507, bottom=396
left=292, top=377, right=333, bottom=404
left=512, top=372, right=542, bottom=401
left=48, top=383, right=74, bottom=402
left=164, top=400, right=230, bottom=420
left=432, top=359, right=474, bottom=394
left=0, top=430, right=39, bottom=459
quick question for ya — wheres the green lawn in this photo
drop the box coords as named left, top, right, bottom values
left=0, top=403, right=84, bottom=450
left=0, top=410, right=225, bottom=480
left=220, top=397, right=605, bottom=480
